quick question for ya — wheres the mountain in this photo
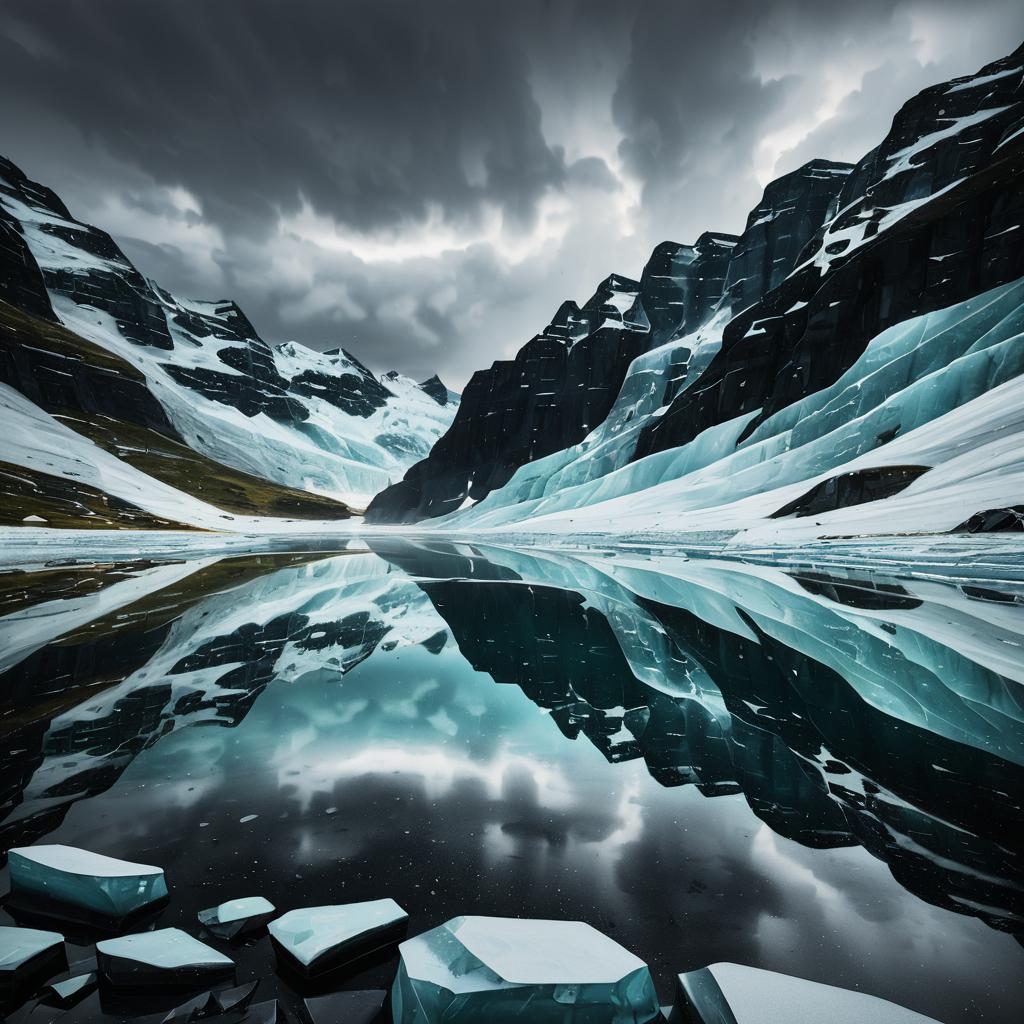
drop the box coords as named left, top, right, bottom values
left=367, top=45, right=1024, bottom=540
left=0, top=155, right=458, bottom=527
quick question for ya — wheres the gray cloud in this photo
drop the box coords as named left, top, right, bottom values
left=1, top=0, right=1021, bottom=386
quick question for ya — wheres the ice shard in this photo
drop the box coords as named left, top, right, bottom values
left=0, top=926, right=66, bottom=1004
left=668, top=963, right=941, bottom=1023
left=268, top=899, right=408, bottom=979
left=42, top=971, right=97, bottom=1008
left=8, top=845, right=168, bottom=922
left=96, top=928, right=234, bottom=991
left=391, top=916, right=661, bottom=1023
left=303, top=989, right=387, bottom=1024
left=162, top=979, right=259, bottom=1021
left=198, top=896, right=276, bottom=939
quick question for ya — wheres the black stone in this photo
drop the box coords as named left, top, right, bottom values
left=953, top=505, right=1024, bottom=532
left=303, top=990, right=387, bottom=1024
left=417, top=374, right=450, bottom=406
left=769, top=466, right=930, bottom=518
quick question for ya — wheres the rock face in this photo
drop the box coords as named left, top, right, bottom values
left=366, top=273, right=654, bottom=521
left=636, top=44, right=1024, bottom=460
left=0, top=159, right=57, bottom=324
left=371, top=44, right=1024, bottom=534
left=0, top=157, right=458, bottom=514
left=365, top=160, right=853, bottom=524
left=718, top=159, right=852, bottom=316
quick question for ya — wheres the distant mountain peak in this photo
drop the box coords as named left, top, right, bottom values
left=417, top=374, right=452, bottom=406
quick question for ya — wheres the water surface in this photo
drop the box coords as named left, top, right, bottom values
left=2, top=540, right=1022, bottom=1022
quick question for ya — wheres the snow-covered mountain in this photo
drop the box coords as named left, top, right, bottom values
left=367, top=45, right=1024, bottom=541
left=0, top=156, right=458, bottom=526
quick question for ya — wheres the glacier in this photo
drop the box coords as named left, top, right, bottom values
left=443, top=277, right=1024, bottom=541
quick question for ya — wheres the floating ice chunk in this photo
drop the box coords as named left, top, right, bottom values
left=669, top=963, right=941, bottom=1023
left=392, top=916, right=660, bottom=1023
left=303, top=989, right=387, bottom=1024
left=42, top=971, right=97, bottom=1007
left=268, top=899, right=409, bottom=978
left=0, top=926, right=66, bottom=1002
left=198, top=896, right=276, bottom=939
left=8, top=845, right=168, bottom=921
left=96, top=928, right=234, bottom=991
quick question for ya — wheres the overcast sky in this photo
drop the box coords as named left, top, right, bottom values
left=2, top=0, right=1022, bottom=387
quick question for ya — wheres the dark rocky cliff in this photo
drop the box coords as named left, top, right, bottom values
left=636, top=45, right=1024, bottom=460
left=366, top=160, right=852, bottom=522
left=366, top=273, right=656, bottom=521
left=369, top=46, right=1023, bottom=524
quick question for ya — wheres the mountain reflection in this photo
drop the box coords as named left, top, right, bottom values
left=2, top=539, right=1022, bottom=950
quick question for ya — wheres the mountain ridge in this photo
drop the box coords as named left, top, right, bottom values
left=368, top=42, right=1024, bottom=541
left=0, top=157, right=460, bottom=525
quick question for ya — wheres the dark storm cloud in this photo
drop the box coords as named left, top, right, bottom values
left=0, top=0, right=568, bottom=236
left=1, top=0, right=1022, bottom=384
left=612, top=0, right=1024, bottom=242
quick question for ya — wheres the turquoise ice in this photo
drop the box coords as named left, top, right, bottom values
left=198, top=896, right=276, bottom=938
left=44, top=972, right=97, bottom=1007
left=0, top=926, right=63, bottom=971
left=97, top=928, right=233, bottom=988
left=0, top=925, right=66, bottom=1003
left=670, top=963, right=940, bottom=1023
left=269, top=899, right=408, bottom=975
left=392, top=916, right=661, bottom=1022
left=8, top=844, right=167, bottom=919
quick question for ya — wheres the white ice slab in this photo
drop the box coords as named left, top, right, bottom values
left=198, top=896, right=276, bottom=937
left=97, top=928, right=233, bottom=971
left=393, top=916, right=660, bottom=1022
left=8, top=845, right=168, bottom=919
left=268, top=899, right=408, bottom=968
left=0, top=925, right=64, bottom=972
left=675, top=963, right=940, bottom=1024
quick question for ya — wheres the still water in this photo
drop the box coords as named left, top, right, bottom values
left=1, top=539, right=1022, bottom=1022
